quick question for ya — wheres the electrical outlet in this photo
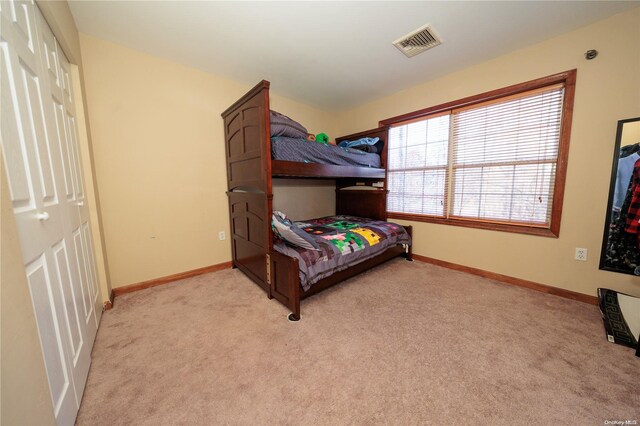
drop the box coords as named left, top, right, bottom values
left=218, top=231, right=225, bottom=241
left=575, top=248, right=587, bottom=261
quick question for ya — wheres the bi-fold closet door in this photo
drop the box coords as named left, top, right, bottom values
left=1, top=1, right=101, bottom=424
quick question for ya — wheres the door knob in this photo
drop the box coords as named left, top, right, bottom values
left=36, top=212, right=50, bottom=221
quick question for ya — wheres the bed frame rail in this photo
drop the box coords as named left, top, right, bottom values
left=268, top=225, right=413, bottom=321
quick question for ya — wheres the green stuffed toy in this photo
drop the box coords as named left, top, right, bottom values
left=315, top=133, right=329, bottom=144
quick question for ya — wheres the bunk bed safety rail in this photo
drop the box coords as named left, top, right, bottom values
left=268, top=251, right=301, bottom=320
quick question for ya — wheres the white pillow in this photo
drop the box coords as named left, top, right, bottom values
left=272, top=211, right=320, bottom=250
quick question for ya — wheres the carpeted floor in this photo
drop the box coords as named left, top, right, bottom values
left=77, top=260, right=639, bottom=425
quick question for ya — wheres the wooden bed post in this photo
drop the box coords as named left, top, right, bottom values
left=268, top=251, right=300, bottom=320
left=403, top=225, right=413, bottom=261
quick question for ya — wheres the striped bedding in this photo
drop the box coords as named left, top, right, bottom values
left=271, top=137, right=381, bottom=168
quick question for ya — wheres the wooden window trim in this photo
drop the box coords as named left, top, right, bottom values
left=380, top=69, right=577, bottom=238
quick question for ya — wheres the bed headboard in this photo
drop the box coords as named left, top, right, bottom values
left=221, top=80, right=272, bottom=192
left=336, top=189, right=387, bottom=221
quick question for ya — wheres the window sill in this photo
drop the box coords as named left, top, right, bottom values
left=387, top=212, right=559, bottom=238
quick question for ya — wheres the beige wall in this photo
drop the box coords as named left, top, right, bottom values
left=621, top=120, right=640, bottom=147
left=1, top=154, right=56, bottom=426
left=78, top=34, right=337, bottom=288
left=273, top=179, right=336, bottom=221
left=335, top=8, right=640, bottom=297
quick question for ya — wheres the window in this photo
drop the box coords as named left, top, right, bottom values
left=381, top=70, right=576, bottom=237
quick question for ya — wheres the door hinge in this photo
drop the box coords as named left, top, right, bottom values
left=266, top=254, right=271, bottom=285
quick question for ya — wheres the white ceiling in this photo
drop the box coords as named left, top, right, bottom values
left=69, top=1, right=638, bottom=110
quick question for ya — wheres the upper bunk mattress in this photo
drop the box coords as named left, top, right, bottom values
left=273, top=215, right=411, bottom=291
left=271, top=136, right=381, bottom=168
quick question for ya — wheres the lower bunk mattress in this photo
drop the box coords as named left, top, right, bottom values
left=273, top=215, right=411, bottom=291
left=271, top=136, right=381, bottom=168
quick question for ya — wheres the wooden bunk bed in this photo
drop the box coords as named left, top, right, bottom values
left=221, top=80, right=412, bottom=320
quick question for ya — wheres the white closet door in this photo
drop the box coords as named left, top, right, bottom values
left=0, top=1, right=99, bottom=424
left=57, top=44, right=102, bottom=334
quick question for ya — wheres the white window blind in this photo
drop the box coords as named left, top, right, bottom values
left=451, top=85, right=564, bottom=225
left=388, top=114, right=450, bottom=216
left=387, top=84, right=565, bottom=228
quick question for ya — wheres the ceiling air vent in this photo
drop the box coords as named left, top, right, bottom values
left=393, top=23, right=442, bottom=58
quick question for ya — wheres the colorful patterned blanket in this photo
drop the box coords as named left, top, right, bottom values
left=272, top=215, right=411, bottom=291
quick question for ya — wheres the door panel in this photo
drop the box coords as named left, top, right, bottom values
left=51, top=239, right=82, bottom=363
left=59, top=54, right=84, bottom=204
left=1, top=1, right=36, bottom=55
left=59, top=52, right=74, bottom=113
left=38, top=16, right=61, bottom=95
left=72, top=227, right=93, bottom=326
left=0, top=43, right=33, bottom=210
left=82, top=222, right=100, bottom=328
left=20, top=61, right=57, bottom=205
left=25, top=253, right=76, bottom=426
left=66, top=113, right=83, bottom=199
left=51, top=238, right=90, bottom=406
left=52, top=100, right=74, bottom=200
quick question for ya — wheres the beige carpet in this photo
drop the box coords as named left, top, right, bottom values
left=77, top=260, right=639, bottom=425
